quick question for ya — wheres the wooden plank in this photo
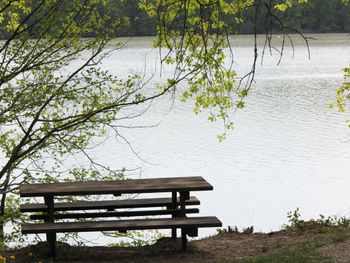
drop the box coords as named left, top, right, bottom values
left=22, top=216, right=222, bottom=234
left=30, top=208, right=200, bottom=220
left=20, top=177, right=213, bottom=197
left=21, top=196, right=200, bottom=212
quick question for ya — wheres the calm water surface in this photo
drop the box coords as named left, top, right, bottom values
left=73, top=34, right=350, bottom=243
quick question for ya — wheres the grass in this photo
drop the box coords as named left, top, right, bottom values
left=234, top=246, right=333, bottom=263
left=228, top=227, right=350, bottom=263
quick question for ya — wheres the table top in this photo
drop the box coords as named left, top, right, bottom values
left=20, top=176, right=213, bottom=197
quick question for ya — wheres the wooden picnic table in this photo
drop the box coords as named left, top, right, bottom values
left=20, top=176, right=221, bottom=257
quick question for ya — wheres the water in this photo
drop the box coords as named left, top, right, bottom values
left=26, top=34, right=350, bottom=244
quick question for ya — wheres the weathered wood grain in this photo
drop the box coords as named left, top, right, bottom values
left=22, top=216, right=222, bottom=234
left=20, top=196, right=200, bottom=212
left=20, top=177, right=213, bottom=197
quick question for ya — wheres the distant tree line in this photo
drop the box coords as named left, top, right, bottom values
left=0, top=0, right=348, bottom=39
left=116, top=0, right=349, bottom=36
left=246, top=0, right=350, bottom=34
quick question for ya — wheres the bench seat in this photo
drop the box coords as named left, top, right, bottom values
left=22, top=216, right=222, bottom=234
left=29, top=208, right=200, bottom=220
left=21, top=196, right=200, bottom=212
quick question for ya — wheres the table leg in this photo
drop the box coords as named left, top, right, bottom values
left=44, top=196, right=56, bottom=257
left=179, top=191, right=189, bottom=250
left=181, top=228, right=187, bottom=250
left=171, top=191, right=177, bottom=239
left=179, top=192, right=186, bottom=217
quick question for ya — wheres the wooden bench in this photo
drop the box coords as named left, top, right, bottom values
left=20, top=176, right=222, bottom=257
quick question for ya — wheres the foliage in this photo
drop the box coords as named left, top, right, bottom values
left=139, top=0, right=257, bottom=140
left=138, top=0, right=314, bottom=140
left=1, top=195, right=28, bottom=247
left=106, top=230, right=164, bottom=247
left=217, top=225, right=239, bottom=234
left=237, top=215, right=350, bottom=263
left=274, top=0, right=309, bottom=12
left=0, top=0, right=128, bottom=189
left=284, top=208, right=350, bottom=233
left=217, top=225, right=254, bottom=234
left=334, top=65, right=350, bottom=121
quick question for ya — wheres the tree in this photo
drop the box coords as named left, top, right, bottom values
left=0, top=0, right=177, bottom=243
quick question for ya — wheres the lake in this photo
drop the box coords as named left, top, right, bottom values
left=61, top=33, right=350, bottom=244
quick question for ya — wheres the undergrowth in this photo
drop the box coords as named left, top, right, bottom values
left=284, top=208, right=350, bottom=232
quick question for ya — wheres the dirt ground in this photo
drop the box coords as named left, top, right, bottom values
left=2, top=229, right=350, bottom=263
left=318, top=238, right=350, bottom=263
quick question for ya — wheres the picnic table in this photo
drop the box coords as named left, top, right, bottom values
left=20, top=176, right=222, bottom=257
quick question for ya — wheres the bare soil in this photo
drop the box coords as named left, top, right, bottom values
left=2, top=229, right=350, bottom=263
left=319, top=238, right=350, bottom=263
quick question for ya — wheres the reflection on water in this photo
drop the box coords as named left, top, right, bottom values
left=81, top=34, right=350, bottom=243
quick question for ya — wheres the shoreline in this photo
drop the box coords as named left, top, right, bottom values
left=2, top=222, right=350, bottom=262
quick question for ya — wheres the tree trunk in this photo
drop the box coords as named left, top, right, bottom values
left=0, top=193, right=6, bottom=243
